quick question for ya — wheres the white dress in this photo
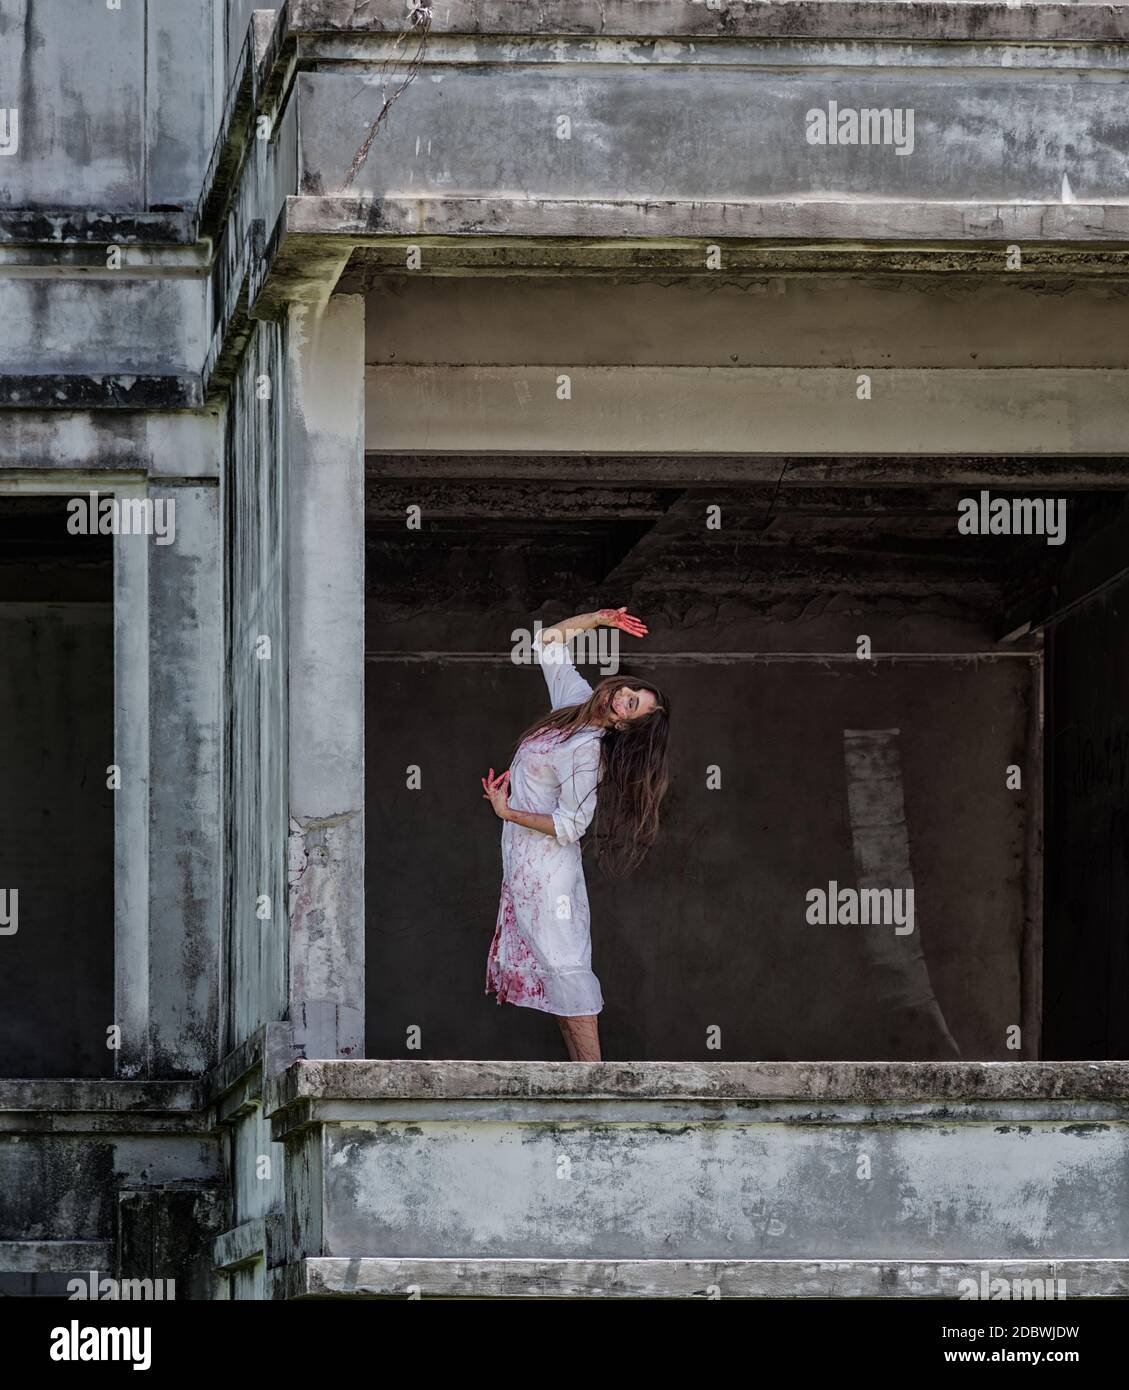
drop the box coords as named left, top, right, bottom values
left=485, top=639, right=605, bottom=1017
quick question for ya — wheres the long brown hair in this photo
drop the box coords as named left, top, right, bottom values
left=515, top=674, right=671, bottom=876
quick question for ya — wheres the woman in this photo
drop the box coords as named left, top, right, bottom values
left=481, top=606, right=671, bottom=1062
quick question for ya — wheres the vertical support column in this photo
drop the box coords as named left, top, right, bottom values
left=148, top=480, right=223, bottom=1074
left=114, top=486, right=151, bottom=1077
left=285, top=295, right=365, bottom=1059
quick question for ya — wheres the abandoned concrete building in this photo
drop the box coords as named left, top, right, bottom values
left=1, top=0, right=1128, bottom=1300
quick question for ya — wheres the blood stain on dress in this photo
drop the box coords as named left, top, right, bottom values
left=486, top=882, right=546, bottom=1006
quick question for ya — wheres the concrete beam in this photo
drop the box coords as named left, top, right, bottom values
left=0, top=1080, right=202, bottom=1114
left=0, top=1242, right=113, bottom=1275
left=340, top=242, right=1129, bottom=283
left=365, top=365, right=1129, bottom=455
left=283, top=194, right=1129, bottom=247
left=290, top=1255, right=1129, bottom=1300
left=366, top=454, right=1129, bottom=487
left=284, top=0, right=1129, bottom=44
left=249, top=200, right=1129, bottom=316
left=364, top=479, right=675, bottom=519
left=0, top=413, right=222, bottom=478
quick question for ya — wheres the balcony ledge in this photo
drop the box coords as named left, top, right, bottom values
left=281, top=1255, right=1129, bottom=1300
left=267, top=1060, right=1129, bottom=1139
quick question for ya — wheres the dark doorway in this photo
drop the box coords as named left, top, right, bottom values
left=0, top=496, right=114, bottom=1077
left=1041, top=494, right=1129, bottom=1058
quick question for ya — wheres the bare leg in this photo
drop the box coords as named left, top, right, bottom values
left=556, top=1014, right=602, bottom=1062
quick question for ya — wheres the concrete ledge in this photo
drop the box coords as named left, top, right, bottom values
left=270, top=1060, right=1129, bottom=1106
left=285, top=0, right=1129, bottom=44
left=255, top=198, right=1129, bottom=312
left=213, top=1214, right=285, bottom=1273
left=271, top=1064, right=1129, bottom=1266
left=0, top=1241, right=113, bottom=1275
left=338, top=239, right=1129, bottom=282
left=0, top=1080, right=203, bottom=1112
left=283, top=196, right=1129, bottom=245
left=0, top=1080, right=207, bottom=1135
left=205, top=1022, right=301, bottom=1117
left=287, top=1256, right=1129, bottom=1299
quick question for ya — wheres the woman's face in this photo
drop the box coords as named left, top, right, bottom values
left=604, top=684, right=658, bottom=726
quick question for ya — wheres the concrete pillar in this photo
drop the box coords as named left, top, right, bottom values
left=148, top=481, right=223, bottom=1075
left=114, top=487, right=151, bottom=1079
left=285, top=295, right=365, bottom=1059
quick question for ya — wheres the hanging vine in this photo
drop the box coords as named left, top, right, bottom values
left=338, top=3, right=433, bottom=193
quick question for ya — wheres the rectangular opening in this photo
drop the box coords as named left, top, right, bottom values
left=0, top=495, right=114, bottom=1077
left=363, top=471, right=1126, bottom=1062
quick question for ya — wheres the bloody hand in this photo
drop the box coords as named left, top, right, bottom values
left=480, top=767, right=511, bottom=820
left=597, top=606, right=648, bottom=638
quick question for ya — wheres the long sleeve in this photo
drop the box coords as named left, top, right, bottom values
left=536, top=633, right=595, bottom=712
left=551, top=736, right=602, bottom=846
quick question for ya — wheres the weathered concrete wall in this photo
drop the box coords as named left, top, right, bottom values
left=203, top=72, right=299, bottom=397
left=319, top=1110, right=1126, bottom=1261
left=298, top=39, right=1129, bottom=206
left=0, top=1080, right=221, bottom=1299
left=0, top=0, right=219, bottom=215
left=0, top=277, right=206, bottom=378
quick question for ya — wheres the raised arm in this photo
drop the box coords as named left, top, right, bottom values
left=534, top=608, right=648, bottom=711
left=537, top=607, right=648, bottom=647
left=482, top=607, right=649, bottom=837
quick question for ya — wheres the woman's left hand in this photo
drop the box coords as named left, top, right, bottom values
left=481, top=767, right=511, bottom=820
